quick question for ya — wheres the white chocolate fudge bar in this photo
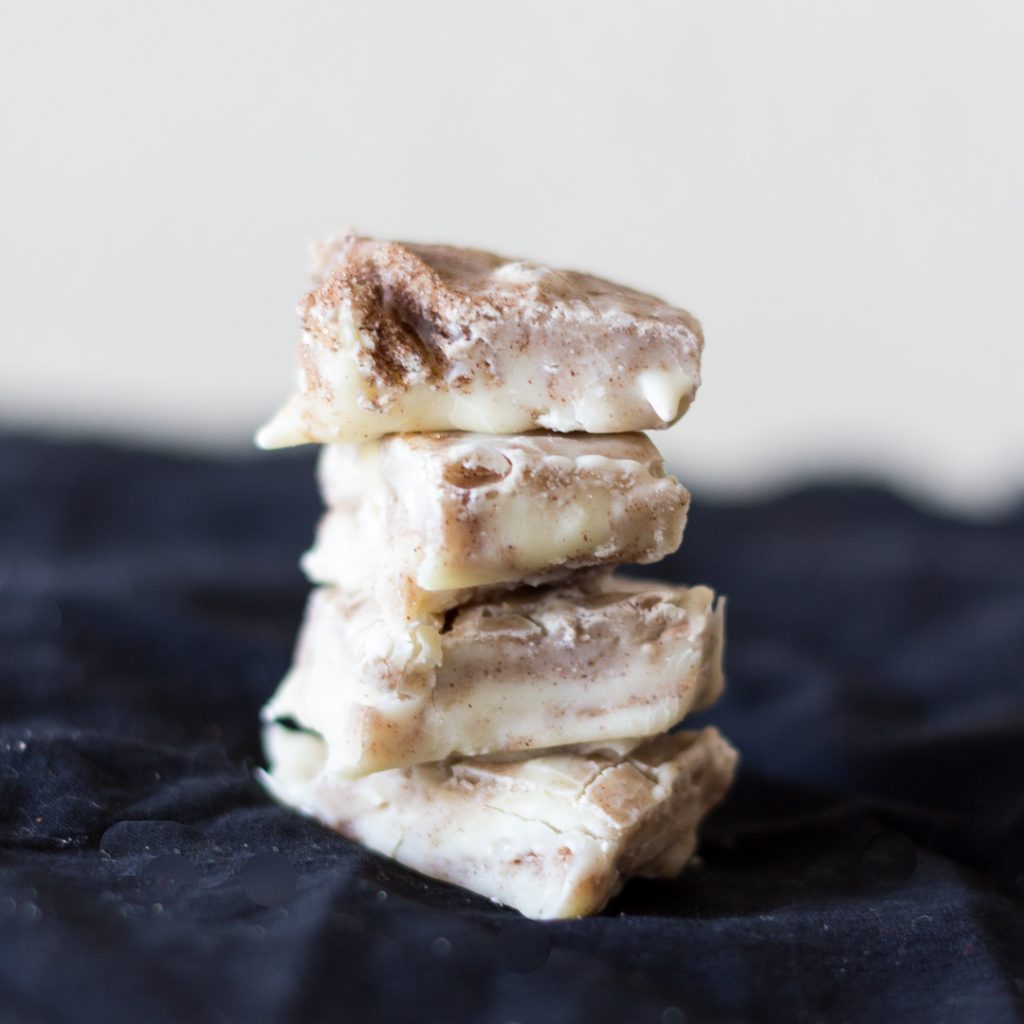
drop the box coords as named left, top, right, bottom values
left=260, top=724, right=738, bottom=919
left=263, top=575, right=725, bottom=778
left=303, top=432, right=690, bottom=619
left=257, top=232, right=704, bottom=447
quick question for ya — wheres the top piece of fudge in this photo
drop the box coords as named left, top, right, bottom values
left=257, top=232, right=704, bottom=446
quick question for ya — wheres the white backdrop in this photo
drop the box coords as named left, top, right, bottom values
left=1, top=1, right=1021, bottom=511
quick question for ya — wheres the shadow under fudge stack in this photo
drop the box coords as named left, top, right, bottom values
left=256, top=232, right=738, bottom=920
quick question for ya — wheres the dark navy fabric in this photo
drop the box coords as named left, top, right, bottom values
left=1, top=435, right=1021, bottom=1024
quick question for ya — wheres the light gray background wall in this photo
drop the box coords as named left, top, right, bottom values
left=2, top=1, right=1021, bottom=510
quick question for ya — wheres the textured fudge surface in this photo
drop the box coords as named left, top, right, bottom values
left=264, top=575, right=725, bottom=777
left=303, top=431, right=689, bottom=617
left=257, top=232, right=703, bottom=446
left=261, top=725, right=738, bottom=919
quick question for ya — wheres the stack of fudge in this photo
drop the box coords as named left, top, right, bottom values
left=256, top=232, right=738, bottom=920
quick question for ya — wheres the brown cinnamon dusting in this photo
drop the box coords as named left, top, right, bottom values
left=298, top=231, right=704, bottom=410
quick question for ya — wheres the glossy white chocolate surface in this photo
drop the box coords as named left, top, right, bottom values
left=263, top=575, right=725, bottom=778
left=261, top=725, right=737, bottom=919
left=302, top=432, right=689, bottom=618
left=257, top=233, right=703, bottom=446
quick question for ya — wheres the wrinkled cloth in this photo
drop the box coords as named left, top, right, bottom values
left=0, top=435, right=1022, bottom=1024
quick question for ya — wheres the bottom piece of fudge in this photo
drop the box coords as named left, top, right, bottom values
left=260, top=723, right=738, bottom=920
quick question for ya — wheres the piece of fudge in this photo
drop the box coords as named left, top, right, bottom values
left=302, top=432, right=690, bottom=619
left=263, top=575, right=725, bottom=778
left=256, top=232, right=704, bottom=447
left=260, top=723, right=738, bottom=919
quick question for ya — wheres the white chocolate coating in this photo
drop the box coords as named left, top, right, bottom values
left=257, top=233, right=703, bottom=447
left=302, top=432, right=690, bottom=618
left=260, top=725, right=737, bottom=919
left=263, top=575, right=725, bottom=778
